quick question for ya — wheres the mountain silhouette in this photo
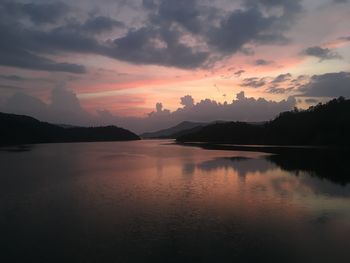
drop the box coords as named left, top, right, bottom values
left=141, top=121, right=207, bottom=138
left=177, top=97, right=350, bottom=147
left=266, top=152, right=350, bottom=185
left=0, top=112, right=140, bottom=146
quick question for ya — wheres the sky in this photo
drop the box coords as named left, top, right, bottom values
left=0, top=0, right=349, bottom=133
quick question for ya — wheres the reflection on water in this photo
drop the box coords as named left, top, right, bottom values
left=0, top=140, right=349, bottom=263
left=267, top=152, right=350, bottom=185
left=196, top=157, right=275, bottom=180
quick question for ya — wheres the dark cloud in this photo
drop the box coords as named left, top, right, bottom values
left=0, top=2, right=92, bottom=73
left=155, top=0, right=201, bottom=34
left=338, top=35, right=350, bottom=41
left=255, top=59, right=274, bottom=66
left=333, top=0, right=349, bottom=3
left=305, top=98, right=319, bottom=104
left=31, top=25, right=103, bottom=54
left=245, top=0, right=302, bottom=23
left=0, top=47, right=86, bottom=73
left=107, top=0, right=209, bottom=68
left=20, top=1, right=68, bottom=24
left=0, top=0, right=303, bottom=71
left=0, top=1, right=68, bottom=24
left=142, top=0, right=157, bottom=9
left=240, top=77, right=266, bottom=88
left=134, top=0, right=300, bottom=65
left=292, top=75, right=308, bottom=82
left=271, top=73, right=292, bottom=83
left=82, top=16, right=124, bottom=34
left=0, top=75, right=28, bottom=81
left=108, top=27, right=209, bottom=68
left=207, top=8, right=277, bottom=53
left=299, top=72, right=350, bottom=97
left=267, top=86, right=294, bottom=94
left=0, top=2, right=116, bottom=72
left=202, top=0, right=300, bottom=56
left=303, top=46, right=342, bottom=61
left=0, top=84, right=22, bottom=90
left=0, top=0, right=208, bottom=70
left=246, top=0, right=300, bottom=9
left=0, top=74, right=52, bottom=82
left=234, top=70, right=245, bottom=77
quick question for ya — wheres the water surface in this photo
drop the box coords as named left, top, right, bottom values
left=1, top=140, right=349, bottom=262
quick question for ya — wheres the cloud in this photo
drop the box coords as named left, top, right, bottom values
left=0, top=9, right=88, bottom=73
left=50, top=86, right=84, bottom=113
left=1, top=88, right=297, bottom=133
left=240, top=77, right=267, bottom=88
left=0, top=0, right=201, bottom=70
left=0, top=75, right=29, bottom=81
left=155, top=0, right=201, bottom=34
left=338, top=36, right=350, bottom=41
left=0, top=0, right=302, bottom=71
left=333, top=0, right=349, bottom=3
left=255, top=59, right=274, bottom=66
left=271, top=73, right=292, bottom=83
left=180, top=95, right=195, bottom=108
left=0, top=74, right=52, bottom=83
left=0, top=84, right=22, bottom=90
left=303, top=46, right=342, bottom=61
left=266, top=86, right=294, bottom=94
left=82, top=16, right=125, bottom=34
left=22, top=2, right=68, bottom=24
left=4, top=92, right=47, bottom=114
left=0, top=2, right=105, bottom=72
left=1, top=86, right=90, bottom=125
left=207, top=8, right=280, bottom=54
left=142, top=0, right=157, bottom=9
left=151, top=102, right=170, bottom=116
left=305, top=98, right=319, bottom=104
left=299, top=72, right=350, bottom=97
left=0, top=48, right=87, bottom=73
left=1, top=1, right=68, bottom=25
left=108, top=26, right=209, bottom=68
left=141, top=91, right=296, bottom=131
left=185, top=0, right=301, bottom=59
left=234, top=70, right=245, bottom=77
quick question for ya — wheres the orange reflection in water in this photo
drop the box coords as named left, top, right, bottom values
left=1, top=140, right=350, bottom=262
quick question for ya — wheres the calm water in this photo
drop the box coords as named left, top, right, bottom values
left=0, top=140, right=349, bottom=263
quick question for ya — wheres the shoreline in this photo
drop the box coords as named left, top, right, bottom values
left=175, top=141, right=349, bottom=154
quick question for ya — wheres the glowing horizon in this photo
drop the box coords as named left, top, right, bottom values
left=0, top=0, right=349, bottom=132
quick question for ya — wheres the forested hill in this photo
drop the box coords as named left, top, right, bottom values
left=176, top=97, right=350, bottom=147
left=0, top=112, right=140, bottom=146
left=141, top=121, right=207, bottom=138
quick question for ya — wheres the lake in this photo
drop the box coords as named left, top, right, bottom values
left=1, top=140, right=349, bottom=263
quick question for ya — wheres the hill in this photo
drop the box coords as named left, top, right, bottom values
left=176, top=97, right=350, bottom=147
left=141, top=121, right=207, bottom=138
left=0, top=112, right=140, bottom=146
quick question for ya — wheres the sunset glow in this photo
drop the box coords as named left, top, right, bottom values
left=0, top=0, right=349, bottom=133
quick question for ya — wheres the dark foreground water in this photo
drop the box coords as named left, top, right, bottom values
left=0, top=140, right=349, bottom=263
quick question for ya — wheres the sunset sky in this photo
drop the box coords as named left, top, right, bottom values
left=0, top=0, right=349, bottom=133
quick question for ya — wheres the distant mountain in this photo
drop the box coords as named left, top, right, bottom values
left=55, top=124, right=80, bottom=129
left=177, top=97, right=350, bottom=147
left=0, top=112, right=140, bottom=146
left=141, top=121, right=208, bottom=139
